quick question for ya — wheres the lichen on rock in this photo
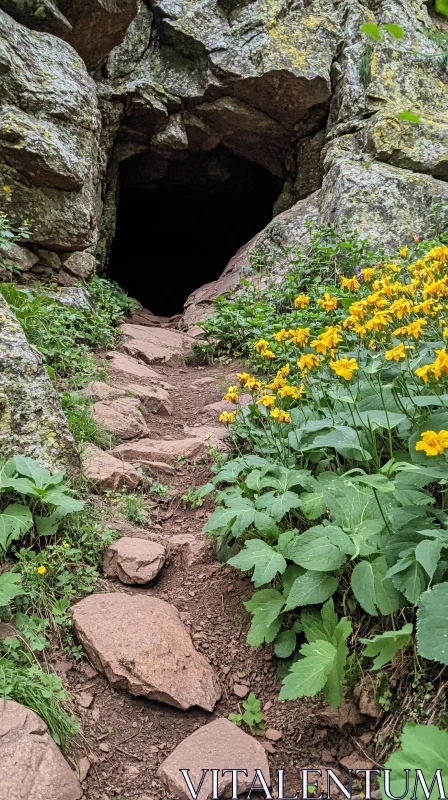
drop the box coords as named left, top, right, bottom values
left=0, top=293, right=79, bottom=471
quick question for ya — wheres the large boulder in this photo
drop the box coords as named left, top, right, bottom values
left=72, top=593, right=222, bottom=711
left=0, top=700, right=82, bottom=800
left=81, top=443, right=142, bottom=490
left=103, top=536, right=166, bottom=584
left=0, top=294, right=78, bottom=471
left=0, top=9, right=101, bottom=254
left=157, top=718, right=270, bottom=800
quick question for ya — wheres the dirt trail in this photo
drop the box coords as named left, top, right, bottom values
left=60, top=332, right=376, bottom=800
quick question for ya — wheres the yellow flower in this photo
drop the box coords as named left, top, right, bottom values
left=294, top=294, right=310, bottom=309
left=277, top=364, right=290, bottom=377
left=433, top=348, right=448, bottom=379
left=62, top=541, right=70, bottom=548
left=277, top=385, right=305, bottom=399
left=399, top=245, right=409, bottom=258
left=219, top=411, right=236, bottom=424
left=237, top=372, right=252, bottom=385
left=243, top=376, right=261, bottom=391
left=257, top=394, right=276, bottom=407
left=223, top=385, right=239, bottom=403
left=254, top=339, right=270, bottom=353
left=260, top=349, right=275, bottom=360
left=360, top=268, right=375, bottom=282
left=389, top=298, right=413, bottom=319
left=273, top=328, right=290, bottom=345
left=329, top=357, right=359, bottom=381
left=270, top=408, right=292, bottom=423
left=341, top=276, right=359, bottom=292
left=415, top=364, right=434, bottom=383
left=3, top=185, right=11, bottom=192
left=416, top=429, right=448, bottom=456
left=288, top=328, right=310, bottom=346
left=385, top=344, right=413, bottom=362
left=298, top=353, right=320, bottom=370
left=37, top=565, right=47, bottom=575
left=317, top=293, right=338, bottom=312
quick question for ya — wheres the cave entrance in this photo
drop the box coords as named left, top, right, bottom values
left=107, top=148, right=281, bottom=318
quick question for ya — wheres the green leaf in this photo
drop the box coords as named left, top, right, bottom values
left=286, top=525, right=346, bottom=572
left=436, top=0, right=448, bottom=19
left=279, top=640, right=337, bottom=701
left=358, top=410, right=406, bottom=431
left=382, top=23, right=404, bottom=38
left=0, top=504, right=33, bottom=553
left=398, top=110, right=421, bottom=124
left=418, top=583, right=448, bottom=664
left=0, top=571, right=23, bottom=606
left=299, top=491, right=326, bottom=520
left=12, top=455, right=52, bottom=488
left=361, top=22, right=381, bottom=39
left=244, top=589, right=285, bottom=625
left=384, top=724, right=448, bottom=800
left=255, top=490, right=301, bottom=521
left=204, top=501, right=255, bottom=538
left=228, top=540, right=287, bottom=587
left=274, top=629, right=296, bottom=658
left=361, top=624, right=413, bottom=670
left=284, top=571, right=339, bottom=610
left=351, top=556, right=402, bottom=616
left=415, top=539, right=442, bottom=580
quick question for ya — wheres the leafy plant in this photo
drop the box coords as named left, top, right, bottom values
left=279, top=599, right=351, bottom=708
left=382, top=724, right=448, bottom=800
left=361, top=624, right=413, bottom=670
left=229, top=692, right=266, bottom=735
left=182, top=485, right=205, bottom=509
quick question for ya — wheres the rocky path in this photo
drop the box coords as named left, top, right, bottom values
left=57, top=321, right=377, bottom=799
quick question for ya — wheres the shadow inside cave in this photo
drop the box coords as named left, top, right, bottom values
left=106, top=149, right=281, bottom=317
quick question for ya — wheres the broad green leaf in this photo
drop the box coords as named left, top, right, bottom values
left=351, top=556, right=402, bottom=616
left=436, top=0, right=448, bottom=19
left=204, top=502, right=255, bottom=538
left=274, top=629, right=296, bottom=658
left=358, top=410, right=406, bottom=431
left=282, top=564, right=305, bottom=597
left=361, top=22, right=381, bottom=39
left=0, top=571, right=23, bottom=606
left=390, top=557, right=427, bottom=604
left=255, top=490, right=301, bottom=521
left=244, top=589, right=285, bottom=625
left=40, top=491, right=84, bottom=512
left=247, top=613, right=281, bottom=647
left=286, top=525, right=346, bottom=572
left=383, top=724, right=448, bottom=800
left=284, top=571, right=338, bottom=610
left=12, top=455, right=52, bottom=488
left=277, top=529, right=297, bottom=554
left=418, top=583, right=448, bottom=664
left=361, top=624, right=413, bottom=670
left=253, top=512, right=279, bottom=539
left=0, top=504, right=33, bottom=553
left=383, top=23, right=403, bottom=38
left=228, top=540, right=287, bottom=587
left=299, top=491, right=326, bottom=520
left=415, top=539, right=442, bottom=580
left=279, top=640, right=337, bottom=701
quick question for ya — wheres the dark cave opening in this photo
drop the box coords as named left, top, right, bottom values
left=107, top=149, right=281, bottom=317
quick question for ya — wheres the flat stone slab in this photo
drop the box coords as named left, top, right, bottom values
left=121, top=324, right=191, bottom=365
left=126, top=383, right=173, bottom=416
left=105, top=352, right=170, bottom=388
left=82, top=444, right=142, bottom=490
left=157, top=718, right=270, bottom=800
left=113, top=437, right=204, bottom=464
left=169, top=533, right=208, bottom=566
left=72, top=594, right=221, bottom=711
left=0, top=700, right=82, bottom=800
left=92, top=396, right=148, bottom=441
left=83, top=381, right=127, bottom=402
left=103, top=537, right=165, bottom=584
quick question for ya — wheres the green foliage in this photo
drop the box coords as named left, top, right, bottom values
left=60, top=391, right=113, bottom=448
left=0, top=212, right=30, bottom=271
left=0, top=276, right=137, bottom=389
left=200, top=219, right=448, bottom=710
left=0, top=658, right=79, bottom=749
left=383, top=724, right=448, bottom=800
left=229, top=692, right=266, bottom=735
left=0, top=456, right=84, bottom=556
left=181, top=485, right=205, bottom=509
left=279, top=599, right=351, bottom=708
left=361, top=624, right=413, bottom=669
